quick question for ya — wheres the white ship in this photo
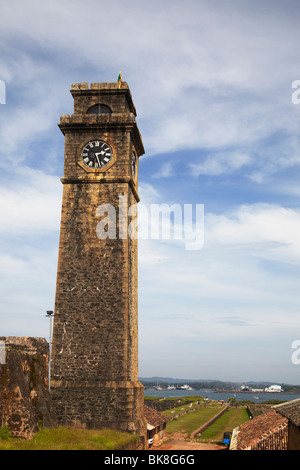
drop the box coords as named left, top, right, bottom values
left=178, top=384, right=194, bottom=390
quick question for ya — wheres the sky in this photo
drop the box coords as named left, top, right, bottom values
left=1, top=0, right=300, bottom=384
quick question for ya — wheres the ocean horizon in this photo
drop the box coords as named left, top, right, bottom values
left=144, top=387, right=300, bottom=404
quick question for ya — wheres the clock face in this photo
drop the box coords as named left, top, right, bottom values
left=132, top=152, right=137, bottom=178
left=81, top=140, right=113, bottom=169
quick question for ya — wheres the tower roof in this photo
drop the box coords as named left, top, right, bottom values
left=70, top=82, right=137, bottom=116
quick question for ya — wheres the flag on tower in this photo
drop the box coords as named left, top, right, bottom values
left=118, top=71, right=122, bottom=88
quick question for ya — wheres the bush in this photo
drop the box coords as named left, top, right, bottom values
left=0, top=426, right=11, bottom=440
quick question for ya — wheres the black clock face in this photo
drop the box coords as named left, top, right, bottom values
left=81, top=140, right=112, bottom=169
left=132, top=152, right=137, bottom=178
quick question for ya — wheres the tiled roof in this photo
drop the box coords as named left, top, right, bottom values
left=144, top=405, right=169, bottom=428
left=247, top=404, right=273, bottom=418
left=233, top=410, right=288, bottom=450
left=273, top=398, right=300, bottom=426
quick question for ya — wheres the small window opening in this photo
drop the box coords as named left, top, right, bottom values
left=87, top=104, right=112, bottom=115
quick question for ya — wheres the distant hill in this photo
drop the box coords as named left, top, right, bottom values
left=140, top=377, right=229, bottom=383
left=139, top=377, right=240, bottom=390
left=139, top=377, right=300, bottom=391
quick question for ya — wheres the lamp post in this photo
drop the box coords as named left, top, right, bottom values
left=46, top=310, right=54, bottom=391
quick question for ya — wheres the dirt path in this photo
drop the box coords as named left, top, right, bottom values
left=151, top=433, right=225, bottom=451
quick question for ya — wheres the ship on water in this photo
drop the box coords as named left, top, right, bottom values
left=176, top=384, right=194, bottom=390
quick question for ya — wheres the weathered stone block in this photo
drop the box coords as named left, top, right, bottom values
left=0, top=337, right=57, bottom=438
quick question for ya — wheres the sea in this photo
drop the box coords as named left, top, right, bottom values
left=144, top=388, right=300, bottom=404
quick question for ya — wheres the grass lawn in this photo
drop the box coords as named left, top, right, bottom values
left=166, top=405, right=224, bottom=436
left=163, top=398, right=207, bottom=417
left=0, top=426, right=138, bottom=450
left=200, top=407, right=250, bottom=443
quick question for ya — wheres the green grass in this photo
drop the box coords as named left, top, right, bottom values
left=165, top=395, right=204, bottom=402
left=166, top=405, right=223, bottom=436
left=163, top=399, right=206, bottom=416
left=0, top=426, right=138, bottom=450
left=200, top=407, right=250, bottom=442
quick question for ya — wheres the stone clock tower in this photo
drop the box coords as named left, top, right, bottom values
left=51, top=81, right=146, bottom=442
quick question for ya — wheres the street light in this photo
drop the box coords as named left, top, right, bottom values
left=45, top=310, right=54, bottom=391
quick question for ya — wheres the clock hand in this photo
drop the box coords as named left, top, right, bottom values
left=95, top=153, right=101, bottom=166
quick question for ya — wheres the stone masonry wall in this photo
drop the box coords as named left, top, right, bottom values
left=50, top=82, right=146, bottom=442
left=0, top=337, right=56, bottom=438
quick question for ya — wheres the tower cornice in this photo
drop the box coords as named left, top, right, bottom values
left=58, top=114, right=145, bottom=157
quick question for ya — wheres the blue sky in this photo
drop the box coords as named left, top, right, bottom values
left=1, top=0, right=300, bottom=383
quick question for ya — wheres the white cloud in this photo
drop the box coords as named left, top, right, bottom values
left=0, top=166, right=61, bottom=336
left=138, top=201, right=300, bottom=380
left=206, top=203, right=300, bottom=263
left=0, top=167, right=61, bottom=234
left=152, top=162, right=174, bottom=178
left=143, top=205, right=300, bottom=345
left=0, top=246, right=58, bottom=337
left=190, top=150, right=252, bottom=176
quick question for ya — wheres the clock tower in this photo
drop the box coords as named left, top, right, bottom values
left=51, top=81, right=146, bottom=443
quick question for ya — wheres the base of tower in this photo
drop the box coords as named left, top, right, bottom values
left=50, top=380, right=147, bottom=447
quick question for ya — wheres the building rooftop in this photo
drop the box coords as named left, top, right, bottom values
left=231, top=410, right=288, bottom=450
left=144, top=405, right=169, bottom=428
left=273, top=398, right=300, bottom=427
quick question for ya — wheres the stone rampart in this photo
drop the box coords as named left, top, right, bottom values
left=0, top=336, right=56, bottom=438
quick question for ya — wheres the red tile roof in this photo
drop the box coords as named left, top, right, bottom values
left=144, top=405, right=169, bottom=427
left=234, top=410, right=288, bottom=450
left=273, top=398, right=300, bottom=427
